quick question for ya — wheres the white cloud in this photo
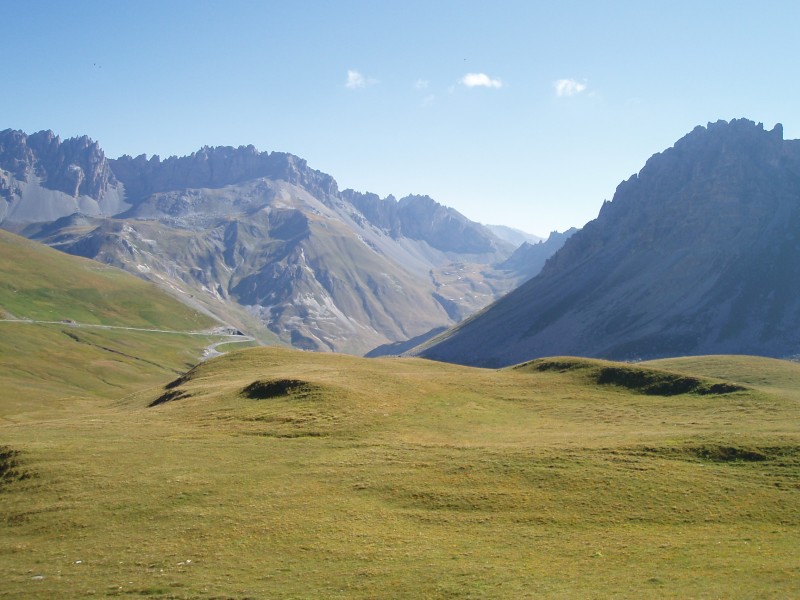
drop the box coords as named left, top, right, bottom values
left=461, top=72, right=503, bottom=89
left=554, top=78, right=587, bottom=97
left=345, top=69, right=377, bottom=89
left=414, top=79, right=429, bottom=90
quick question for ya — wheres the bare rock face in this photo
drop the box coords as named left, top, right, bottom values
left=0, top=129, right=116, bottom=199
left=110, top=146, right=338, bottom=204
left=418, top=119, right=800, bottom=366
left=0, top=129, right=129, bottom=225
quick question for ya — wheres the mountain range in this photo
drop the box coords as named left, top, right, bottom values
left=0, top=129, right=569, bottom=354
left=416, top=119, right=800, bottom=366
left=7, top=118, right=796, bottom=366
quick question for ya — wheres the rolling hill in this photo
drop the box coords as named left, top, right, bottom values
left=0, top=228, right=214, bottom=329
left=2, top=217, right=796, bottom=597
left=0, top=346, right=797, bottom=598
left=0, top=228, right=224, bottom=415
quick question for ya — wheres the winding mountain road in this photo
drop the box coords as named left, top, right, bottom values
left=0, top=318, right=256, bottom=360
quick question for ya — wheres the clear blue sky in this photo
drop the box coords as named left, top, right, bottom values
left=2, top=0, right=798, bottom=236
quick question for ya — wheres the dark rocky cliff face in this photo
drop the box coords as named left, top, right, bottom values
left=0, top=129, right=116, bottom=199
left=418, top=119, right=800, bottom=366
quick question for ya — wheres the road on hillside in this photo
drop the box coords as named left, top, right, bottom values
left=0, top=318, right=256, bottom=359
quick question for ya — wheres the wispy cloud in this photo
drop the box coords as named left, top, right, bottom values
left=414, top=79, right=429, bottom=90
left=461, top=72, right=503, bottom=89
left=345, top=69, right=377, bottom=89
left=554, top=78, right=587, bottom=97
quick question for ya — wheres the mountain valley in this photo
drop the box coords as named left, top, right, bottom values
left=0, top=129, right=571, bottom=354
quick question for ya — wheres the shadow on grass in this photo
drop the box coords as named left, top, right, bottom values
left=519, top=357, right=747, bottom=396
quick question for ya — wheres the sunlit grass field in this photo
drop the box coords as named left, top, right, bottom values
left=1, top=228, right=797, bottom=598
left=0, top=228, right=218, bottom=419
left=0, top=229, right=214, bottom=330
left=2, top=346, right=797, bottom=599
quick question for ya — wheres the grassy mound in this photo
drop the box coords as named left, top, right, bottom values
left=680, top=444, right=770, bottom=462
left=242, top=378, right=322, bottom=399
left=647, top=354, right=800, bottom=389
left=633, top=442, right=797, bottom=463
left=516, top=356, right=747, bottom=395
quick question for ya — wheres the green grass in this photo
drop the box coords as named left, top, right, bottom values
left=515, top=356, right=748, bottom=395
left=1, top=347, right=797, bottom=599
left=646, top=354, right=800, bottom=395
left=0, top=228, right=229, bottom=419
left=0, top=228, right=214, bottom=330
left=0, top=322, right=216, bottom=419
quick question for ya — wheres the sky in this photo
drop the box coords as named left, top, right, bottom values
left=2, top=0, right=799, bottom=237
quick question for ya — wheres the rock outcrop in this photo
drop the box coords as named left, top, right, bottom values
left=110, top=146, right=338, bottom=203
left=0, top=129, right=117, bottom=199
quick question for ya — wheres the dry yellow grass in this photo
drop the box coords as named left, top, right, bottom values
left=1, top=347, right=797, bottom=599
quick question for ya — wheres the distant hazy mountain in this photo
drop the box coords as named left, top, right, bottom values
left=0, top=128, right=529, bottom=354
left=416, top=119, right=800, bottom=366
left=498, top=228, right=578, bottom=281
left=485, top=224, right=543, bottom=247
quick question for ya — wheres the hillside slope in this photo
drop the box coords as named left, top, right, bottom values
left=0, top=228, right=215, bottom=329
left=0, top=229, right=221, bottom=414
left=418, top=119, right=800, bottom=366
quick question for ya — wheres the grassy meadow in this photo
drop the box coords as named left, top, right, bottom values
left=1, top=346, right=798, bottom=599
left=1, top=228, right=797, bottom=598
left=0, top=228, right=220, bottom=418
left=0, top=229, right=214, bottom=330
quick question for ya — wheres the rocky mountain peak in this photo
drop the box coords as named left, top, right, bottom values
left=110, top=145, right=338, bottom=203
left=342, top=189, right=512, bottom=256
left=417, top=118, right=800, bottom=366
left=0, top=128, right=116, bottom=199
left=606, top=119, right=785, bottom=213
left=1, top=126, right=525, bottom=355
left=546, top=119, right=794, bottom=278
